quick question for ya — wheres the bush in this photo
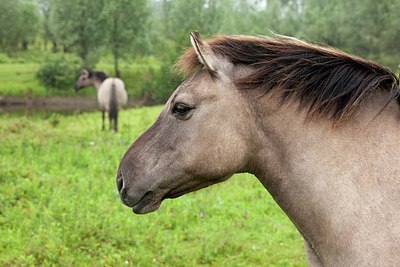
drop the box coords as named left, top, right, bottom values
left=115, top=56, right=181, bottom=103
left=36, top=54, right=82, bottom=91
left=144, top=64, right=181, bottom=102
left=138, top=40, right=183, bottom=102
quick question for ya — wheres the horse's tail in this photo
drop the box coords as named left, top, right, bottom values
left=109, top=81, right=118, bottom=129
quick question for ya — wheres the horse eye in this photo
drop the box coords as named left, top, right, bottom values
left=172, top=103, right=192, bottom=117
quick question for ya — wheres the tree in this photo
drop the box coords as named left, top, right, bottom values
left=165, top=0, right=223, bottom=42
left=35, top=0, right=57, bottom=51
left=299, top=0, right=400, bottom=68
left=20, top=1, right=41, bottom=50
left=0, top=0, right=39, bottom=52
left=101, top=0, right=150, bottom=77
left=49, top=0, right=105, bottom=67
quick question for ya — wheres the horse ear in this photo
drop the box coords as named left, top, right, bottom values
left=190, top=31, right=217, bottom=72
left=81, top=69, right=89, bottom=76
left=190, top=32, right=233, bottom=77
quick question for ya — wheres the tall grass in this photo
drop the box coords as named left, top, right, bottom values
left=0, top=107, right=306, bottom=266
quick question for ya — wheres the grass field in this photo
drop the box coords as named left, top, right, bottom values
left=0, top=63, right=47, bottom=96
left=0, top=106, right=307, bottom=266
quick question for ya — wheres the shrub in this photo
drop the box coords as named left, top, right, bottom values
left=138, top=40, right=183, bottom=103
left=116, top=56, right=181, bottom=103
left=145, top=64, right=181, bottom=102
left=36, top=54, right=82, bottom=91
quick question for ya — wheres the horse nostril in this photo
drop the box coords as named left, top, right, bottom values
left=116, top=172, right=124, bottom=193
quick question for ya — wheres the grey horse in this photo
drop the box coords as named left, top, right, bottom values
left=117, top=32, right=400, bottom=266
left=74, top=69, right=128, bottom=131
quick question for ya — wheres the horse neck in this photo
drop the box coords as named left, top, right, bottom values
left=92, top=78, right=104, bottom=91
left=249, top=91, right=400, bottom=261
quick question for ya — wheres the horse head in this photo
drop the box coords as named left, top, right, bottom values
left=74, top=69, right=93, bottom=91
left=116, top=32, right=258, bottom=214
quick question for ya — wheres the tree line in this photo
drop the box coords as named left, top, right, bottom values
left=1, top=0, right=399, bottom=98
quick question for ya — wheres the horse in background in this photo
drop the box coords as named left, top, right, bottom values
left=74, top=69, right=128, bottom=132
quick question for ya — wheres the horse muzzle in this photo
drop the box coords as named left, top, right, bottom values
left=116, top=172, right=163, bottom=214
left=116, top=172, right=137, bottom=207
left=73, top=84, right=80, bottom=92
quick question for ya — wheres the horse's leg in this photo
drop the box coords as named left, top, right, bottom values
left=108, top=111, right=113, bottom=131
left=114, top=110, right=118, bottom=132
left=102, top=110, right=105, bottom=131
left=303, top=238, right=323, bottom=267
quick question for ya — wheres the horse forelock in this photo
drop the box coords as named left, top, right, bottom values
left=175, top=35, right=400, bottom=124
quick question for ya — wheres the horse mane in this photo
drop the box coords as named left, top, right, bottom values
left=88, top=70, right=108, bottom=83
left=176, top=35, right=400, bottom=123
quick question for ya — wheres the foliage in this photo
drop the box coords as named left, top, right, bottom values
left=100, top=0, right=150, bottom=77
left=0, top=0, right=40, bottom=52
left=142, top=39, right=183, bottom=102
left=48, top=0, right=150, bottom=74
left=146, top=64, right=180, bottom=102
left=35, top=0, right=55, bottom=50
left=163, top=0, right=223, bottom=41
left=49, top=0, right=106, bottom=66
left=36, top=54, right=82, bottom=91
left=297, top=0, right=400, bottom=68
left=0, top=108, right=306, bottom=266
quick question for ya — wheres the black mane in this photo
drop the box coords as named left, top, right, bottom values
left=88, top=70, right=108, bottom=83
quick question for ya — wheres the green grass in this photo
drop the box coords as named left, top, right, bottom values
left=0, top=50, right=57, bottom=96
left=0, top=63, right=47, bottom=96
left=0, top=106, right=307, bottom=266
